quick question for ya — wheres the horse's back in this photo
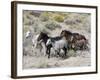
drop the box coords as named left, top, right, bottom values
left=51, top=36, right=62, bottom=41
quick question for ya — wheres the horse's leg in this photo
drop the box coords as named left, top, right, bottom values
left=63, top=47, right=67, bottom=57
left=45, top=47, right=49, bottom=56
left=48, top=48, right=51, bottom=58
left=72, top=44, right=77, bottom=52
left=34, top=40, right=38, bottom=49
left=46, top=48, right=48, bottom=56
left=56, top=49, right=60, bottom=57
left=41, top=42, right=47, bottom=56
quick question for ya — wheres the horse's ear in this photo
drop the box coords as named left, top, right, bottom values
left=40, top=31, right=43, bottom=34
left=61, top=30, right=64, bottom=32
left=39, top=31, right=42, bottom=35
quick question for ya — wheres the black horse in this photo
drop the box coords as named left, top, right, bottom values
left=37, top=32, right=63, bottom=58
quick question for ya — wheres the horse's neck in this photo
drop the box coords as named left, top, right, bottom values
left=43, top=36, right=49, bottom=44
left=51, top=41, right=55, bottom=47
left=62, top=37, right=66, bottom=40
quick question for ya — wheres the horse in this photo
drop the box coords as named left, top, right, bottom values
left=37, top=32, right=64, bottom=58
left=32, top=34, right=41, bottom=48
left=60, top=30, right=72, bottom=41
left=71, top=32, right=88, bottom=50
left=60, top=30, right=88, bottom=50
left=25, top=30, right=32, bottom=39
left=46, top=37, right=68, bottom=58
left=60, top=30, right=73, bottom=49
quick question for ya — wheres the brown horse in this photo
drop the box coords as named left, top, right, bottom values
left=71, top=33, right=88, bottom=50
left=60, top=30, right=72, bottom=42
left=60, top=30, right=88, bottom=50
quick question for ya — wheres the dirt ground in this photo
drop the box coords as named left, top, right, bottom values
left=23, top=50, right=91, bottom=69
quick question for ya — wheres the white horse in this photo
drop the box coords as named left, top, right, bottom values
left=46, top=38, right=68, bottom=58
left=25, top=30, right=31, bottom=39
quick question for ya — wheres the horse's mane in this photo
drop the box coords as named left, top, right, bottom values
left=40, top=32, right=49, bottom=38
left=64, top=30, right=72, bottom=35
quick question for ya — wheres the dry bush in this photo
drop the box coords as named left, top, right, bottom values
left=45, top=20, right=61, bottom=30
left=30, top=11, right=41, bottom=17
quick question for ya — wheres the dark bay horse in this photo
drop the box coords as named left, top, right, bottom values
left=71, top=32, right=88, bottom=50
left=60, top=30, right=88, bottom=50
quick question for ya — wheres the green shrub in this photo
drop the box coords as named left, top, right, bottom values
left=67, top=50, right=77, bottom=57
left=54, top=15, right=64, bottom=22
left=40, top=12, right=50, bottom=22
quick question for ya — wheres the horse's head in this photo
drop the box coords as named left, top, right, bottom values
left=37, top=32, right=49, bottom=42
left=60, top=30, right=72, bottom=37
left=46, top=39, right=52, bottom=46
left=25, top=30, right=31, bottom=39
left=60, top=30, right=72, bottom=41
left=60, top=30, right=65, bottom=37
